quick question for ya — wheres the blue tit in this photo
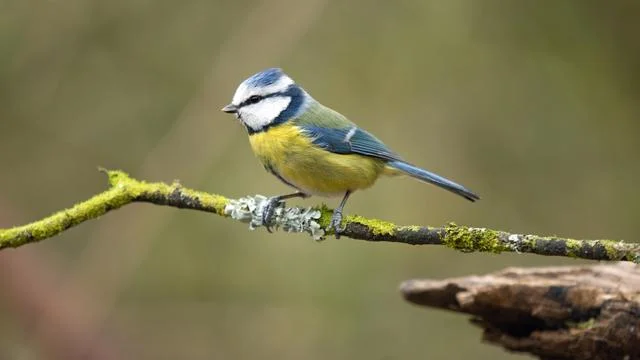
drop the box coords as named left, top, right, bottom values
left=222, top=68, right=479, bottom=236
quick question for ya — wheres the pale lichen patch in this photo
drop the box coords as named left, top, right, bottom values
left=225, top=195, right=325, bottom=240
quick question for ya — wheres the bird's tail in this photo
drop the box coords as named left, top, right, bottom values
left=386, top=160, right=480, bottom=202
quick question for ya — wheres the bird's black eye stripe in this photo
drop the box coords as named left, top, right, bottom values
left=238, top=86, right=295, bottom=108
left=243, top=95, right=263, bottom=106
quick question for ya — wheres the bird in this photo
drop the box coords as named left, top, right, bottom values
left=221, top=68, right=479, bottom=236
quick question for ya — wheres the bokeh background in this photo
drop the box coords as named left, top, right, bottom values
left=1, top=1, right=639, bottom=359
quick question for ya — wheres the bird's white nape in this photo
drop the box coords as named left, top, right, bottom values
left=238, top=96, right=292, bottom=131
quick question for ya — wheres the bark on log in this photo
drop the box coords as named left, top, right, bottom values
left=400, top=262, right=640, bottom=360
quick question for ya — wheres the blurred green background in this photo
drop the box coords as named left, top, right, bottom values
left=1, top=0, right=639, bottom=359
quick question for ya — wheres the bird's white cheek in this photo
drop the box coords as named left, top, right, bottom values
left=240, top=96, right=291, bottom=131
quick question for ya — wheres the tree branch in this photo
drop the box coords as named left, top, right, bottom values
left=0, top=169, right=638, bottom=262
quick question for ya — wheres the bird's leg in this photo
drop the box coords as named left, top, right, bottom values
left=329, top=191, right=352, bottom=238
left=262, top=191, right=309, bottom=232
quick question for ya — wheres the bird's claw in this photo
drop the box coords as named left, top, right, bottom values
left=329, top=210, right=345, bottom=238
left=261, top=196, right=283, bottom=233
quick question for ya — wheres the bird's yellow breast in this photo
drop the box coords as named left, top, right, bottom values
left=248, top=124, right=387, bottom=196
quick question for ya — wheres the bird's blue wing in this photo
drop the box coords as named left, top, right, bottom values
left=300, top=125, right=402, bottom=162
left=292, top=100, right=402, bottom=161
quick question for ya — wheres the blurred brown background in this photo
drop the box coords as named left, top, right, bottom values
left=1, top=1, right=639, bottom=359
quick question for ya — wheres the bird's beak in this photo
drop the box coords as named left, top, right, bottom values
left=221, top=104, right=238, bottom=114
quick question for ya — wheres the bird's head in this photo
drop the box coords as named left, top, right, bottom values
left=221, top=68, right=309, bottom=133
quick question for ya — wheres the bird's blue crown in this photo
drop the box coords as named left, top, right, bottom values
left=244, top=68, right=287, bottom=88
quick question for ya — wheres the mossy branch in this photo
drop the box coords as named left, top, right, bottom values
left=0, top=169, right=638, bottom=262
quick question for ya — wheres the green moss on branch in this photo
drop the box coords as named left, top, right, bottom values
left=443, top=223, right=509, bottom=253
left=0, top=170, right=229, bottom=249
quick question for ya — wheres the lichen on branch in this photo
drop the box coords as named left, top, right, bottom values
left=0, top=169, right=638, bottom=263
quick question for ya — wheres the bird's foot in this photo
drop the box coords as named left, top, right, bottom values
left=261, top=196, right=283, bottom=233
left=329, top=209, right=345, bottom=238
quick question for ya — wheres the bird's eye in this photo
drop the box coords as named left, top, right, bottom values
left=247, top=95, right=263, bottom=104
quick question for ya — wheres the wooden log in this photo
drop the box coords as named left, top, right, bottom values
left=400, top=262, right=640, bottom=360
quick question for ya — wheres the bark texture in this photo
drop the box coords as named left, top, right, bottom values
left=400, top=262, right=640, bottom=360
